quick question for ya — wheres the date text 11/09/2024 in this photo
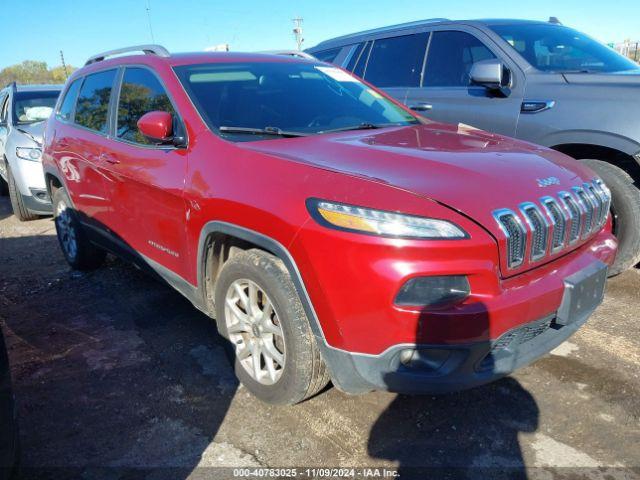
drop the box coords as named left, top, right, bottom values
left=232, top=468, right=399, bottom=478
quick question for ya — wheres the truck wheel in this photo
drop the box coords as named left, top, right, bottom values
left=52, top=187, right=106, bottom=270
left=580, top=159, right=640, bottom=276
left=214, top=249, right=330, bottom=405
left=7, top=166, right=38, bottom=221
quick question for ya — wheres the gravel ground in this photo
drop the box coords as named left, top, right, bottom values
left=0, top=196, right=639, bottom=480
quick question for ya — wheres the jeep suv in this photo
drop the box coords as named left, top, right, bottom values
left=0, top=83, right=62, bottom=220
left=42, top=45, right=617, bottom=405
left=308, top=18, right=640, bottom=275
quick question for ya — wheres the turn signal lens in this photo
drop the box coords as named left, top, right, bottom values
left=309, top=199, right=468, bottom=239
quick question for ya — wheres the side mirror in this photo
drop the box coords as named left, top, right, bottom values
left=470, top=59, right=511, bottom=97
left=137, top=111, right=175, bottom=144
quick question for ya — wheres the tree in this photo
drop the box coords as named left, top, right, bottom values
left=0, top=60, right=76, bottom=86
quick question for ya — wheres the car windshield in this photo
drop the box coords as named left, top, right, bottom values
left=490, top=24, right=640, bottom=73
left=13, top=90, right=60, bottom=124
left=173, top=61, right=419, bottom=141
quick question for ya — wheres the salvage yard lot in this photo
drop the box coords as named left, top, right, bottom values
left=0, top=196, right=638, bottom=479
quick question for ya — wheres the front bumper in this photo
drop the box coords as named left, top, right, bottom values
left=326, top=260, right=608, bottom=394
left=20, top=189, right=52, bottom=215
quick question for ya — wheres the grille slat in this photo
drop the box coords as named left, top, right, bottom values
left=541, top=197, right=566, bottom=252
left=494, top=179, right=606, bottom=270
left=520, top=203, right=548, bottom=261
left=494, top=210, right=526, bottom=269
left=574, top=187, right=595, bottom=237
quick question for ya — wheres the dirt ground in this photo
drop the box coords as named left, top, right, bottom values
left=0, top=196, right=639, bottom=480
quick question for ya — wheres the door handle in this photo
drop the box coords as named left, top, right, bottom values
left=409, top=103, right=433, bottom=111
left=99, top=153, right=120, bottom=164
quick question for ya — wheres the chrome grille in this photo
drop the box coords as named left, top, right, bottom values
left=493, top=179, right=609, bottom=270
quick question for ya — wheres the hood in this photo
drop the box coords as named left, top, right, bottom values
left=241, top=123, right=598, bottom=237
left=563, top=70, right=640, bottom=86
left=14, top=121, right=45, bottom=146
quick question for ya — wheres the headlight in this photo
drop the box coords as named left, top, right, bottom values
left=16, top=147, right=42, bottom=161
left=308, top=199, right=468, bottom=239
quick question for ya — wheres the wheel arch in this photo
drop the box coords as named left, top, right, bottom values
left=196, top=221, right=358, bottom=390
left=551, top=142, right=640, bottom=185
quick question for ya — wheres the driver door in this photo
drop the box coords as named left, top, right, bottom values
left=101, top=66, right=189, bottom=279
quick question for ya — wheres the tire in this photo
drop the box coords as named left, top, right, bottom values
left=52, top=187, right=107, bottom=270
left=214, top=249, right=330, bottom=405
left=580, top=159, right=640, bottom=276
left=7, top=165, right=38, bottom=221
left=0, top=175, right=8, bottom=196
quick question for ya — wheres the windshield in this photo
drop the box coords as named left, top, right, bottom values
left=13, top=90, right=60, bottom=124
left=174, top=61, right=419, bottom=141
left=490, top=24, right=640, bottom=73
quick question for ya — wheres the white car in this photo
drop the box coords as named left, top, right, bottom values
left=0, top=83, right=62, bottom=220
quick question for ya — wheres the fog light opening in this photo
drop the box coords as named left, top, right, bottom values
left=395, top=275, right=470, bottom=308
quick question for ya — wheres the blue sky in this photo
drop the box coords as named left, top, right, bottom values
left=3, top=0, right=639, bottom=69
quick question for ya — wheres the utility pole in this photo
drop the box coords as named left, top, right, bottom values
left=292, top=17, right=304, bottom=51
left=145, top=0, right=155, bottom=43
left=60, top=50, right=69, bottom=78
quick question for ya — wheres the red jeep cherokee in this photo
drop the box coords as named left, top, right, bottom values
left=42, top=45, right=617, bottom=405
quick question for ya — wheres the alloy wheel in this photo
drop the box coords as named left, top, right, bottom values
left=56, top=201, right=78, bottom=260
left=224, top=279, right=286, bottom=385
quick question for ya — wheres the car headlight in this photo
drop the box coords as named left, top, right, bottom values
left=307, top=199, right=468, bottom=239
left=16, top=147, right=42, bottom=161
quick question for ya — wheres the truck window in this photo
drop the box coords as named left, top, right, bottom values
left=424, top=31, right=495, bottom=87
left=313, top=47, right=342, bottom=63
left=364, top=33, right=429, bottom=88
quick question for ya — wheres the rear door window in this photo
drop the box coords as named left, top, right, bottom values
left=363, top=33, right=429, bottom=88
left=423, top=31, right=495, bottom=87
left=313, top=47, right=342, bottom=63
left=352, top=41, right=372, bottom=78
left=57, top=78, right=82, bottom=123
left=74, top=69, right=117, bottom=134
left=116, top=67, right=175, bottom=145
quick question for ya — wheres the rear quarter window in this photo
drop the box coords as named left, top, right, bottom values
left=57, top=78, right=82, bottom=123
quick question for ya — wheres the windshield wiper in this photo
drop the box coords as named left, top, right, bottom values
left=218, top=126, right=309, bottom=137
left=319, top=122, right=412, bottom=134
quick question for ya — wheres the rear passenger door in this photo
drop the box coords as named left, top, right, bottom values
left=0, top=92, right=9, bottom=177
left=103, top=66, right=189, bottom=278
left=403, top=29, right=523, bottom=136
left=52, top=70, right=117, bottom=226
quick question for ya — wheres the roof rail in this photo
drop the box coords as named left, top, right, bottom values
left=5, top=81, right=16, bottom=91
left=312, top=18, right=451, bottom=47
left=261, top=50, right=317, bottom=60
left=85, top=44, right=170, bottom=66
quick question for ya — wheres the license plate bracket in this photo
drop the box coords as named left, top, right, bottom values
left=556, top=261, right=608, bottom=326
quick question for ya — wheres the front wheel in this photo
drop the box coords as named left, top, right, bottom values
left=7, top=166, right=38, bottom=221
left=214, top=249, right=330, bottom=405
left=580, top=159, right=640, bottom=276
left=52, top=187, right=106, bottom=270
